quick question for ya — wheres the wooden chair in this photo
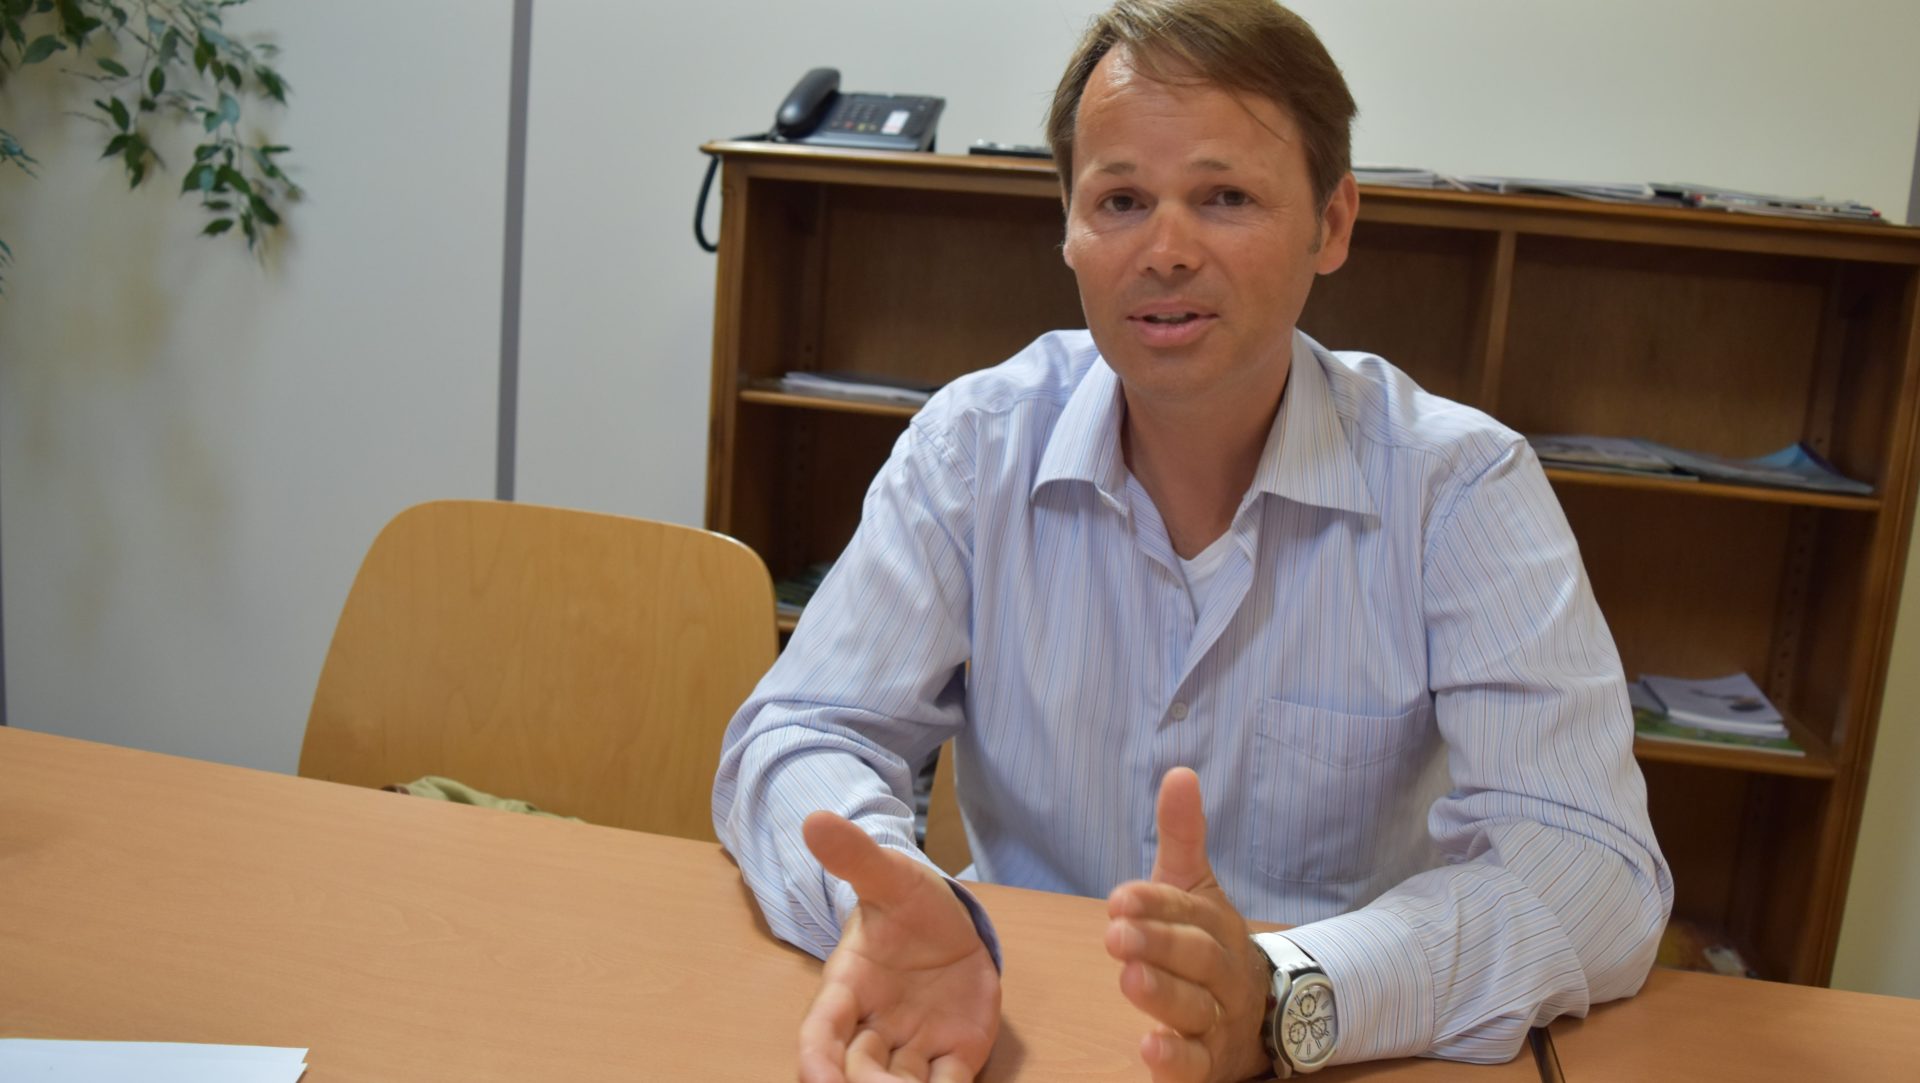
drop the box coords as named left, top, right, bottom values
left=925, top=741, right=973, bottom=875
left=299, top=500, right=776, bottom=841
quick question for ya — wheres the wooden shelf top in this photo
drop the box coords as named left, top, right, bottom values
left=703, top=141, right=1920, bottom=263
left=1543, top=467, right=1879, bottom=511
left=1633, top=706, right=1837, bottom=779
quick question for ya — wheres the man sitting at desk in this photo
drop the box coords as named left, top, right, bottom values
left=714, top=1, right=1673, bottom=1080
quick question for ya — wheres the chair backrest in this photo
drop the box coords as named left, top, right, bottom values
left=925, top=740, right=973, bottom=875
left=300, top=500, right=776, bottom=840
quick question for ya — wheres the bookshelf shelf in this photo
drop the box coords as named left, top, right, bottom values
left=1543, top=469, right=1880, bottom=511
left=1633, top=709, right=1837, bottom=779
left=703, top=142, right=1920, bottom=988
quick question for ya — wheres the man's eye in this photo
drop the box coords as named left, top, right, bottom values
left=1210, top=189, right=1251, bottom=207
left=1099, top=193, right=1138, bottom=213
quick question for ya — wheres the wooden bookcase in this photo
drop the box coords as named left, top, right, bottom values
left=702, top=140, right=1920, bottom=986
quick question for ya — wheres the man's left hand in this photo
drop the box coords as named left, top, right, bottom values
left=1105, top=767, right=1271, bottom=1083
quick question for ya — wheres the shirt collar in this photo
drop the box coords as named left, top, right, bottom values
left=1031, top=331, right=1378, bottom=519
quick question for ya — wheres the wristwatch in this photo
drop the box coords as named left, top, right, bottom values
left=1251, top=932, right=1338, bottom=1076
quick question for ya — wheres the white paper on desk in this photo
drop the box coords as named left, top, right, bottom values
left=0, top=1039, right=307, bottom=1081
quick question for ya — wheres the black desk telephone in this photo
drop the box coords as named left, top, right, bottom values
left=773, top=67, right=944, bottom=152
left=696, top=68, right=946, bottom=251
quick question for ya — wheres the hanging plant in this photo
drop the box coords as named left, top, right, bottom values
left=0, top=0, right=297, bottom=292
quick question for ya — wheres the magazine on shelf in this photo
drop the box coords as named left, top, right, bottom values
left=1633, top=708, right=1804, bottom=757
left=1630, top=676, right=1802, bottom=756
left=1638, top=673, right=1786, bottom=736
left=778, top=370, right=939, bottom=407
left=1528, top=435, right=1871, bottom=495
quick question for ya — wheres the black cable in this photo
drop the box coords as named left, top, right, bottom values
left=696, top=133, right=770, bottom=253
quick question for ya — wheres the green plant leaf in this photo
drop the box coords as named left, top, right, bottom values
left=181, top=162, right=212, bottom=193
left=204, top=199, right=230, bottom=210
left=193, top=144, right=219, bottom=161
left=256, top=66, right=286, bottom=103
left=247, top=193, right=279, bottom=227
left=96, top=56, right=128, bottom=76
left=21, top=33, right=64, bottom=63
left=107, top=96, right=130, bottom=131
left=217, top=92, right=239, bottom=126
left=159, top=26, right=180, bottom=63
left=101, top=133, right=129, bottom=158
left=192, top=34, right=212, bottom=73
left=221, top=62, right=241, bottom=88
left=147, top=65, right=163, bottom=96
left=215, top=164, right=251, bottom=195
left=201, top=217, right=233, bottom=236
left=202, top=108, right=220, bottom=133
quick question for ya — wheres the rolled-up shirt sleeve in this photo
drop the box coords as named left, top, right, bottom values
left=1281, top=440, right=1674, bottom=1065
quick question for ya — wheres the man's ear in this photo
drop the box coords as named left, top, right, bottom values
left=1312, top=172, right=1360, bottom=276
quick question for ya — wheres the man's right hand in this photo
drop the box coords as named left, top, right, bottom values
left=797, top=811, right=1002, bottom=1083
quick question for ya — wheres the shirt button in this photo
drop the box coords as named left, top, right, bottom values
left=1169, top=701, right=1190, bottom=721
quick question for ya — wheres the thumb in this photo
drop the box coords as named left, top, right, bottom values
left=1150, top=766, right=1214, bottom=891
left=802, top=810, right=925, bottom=911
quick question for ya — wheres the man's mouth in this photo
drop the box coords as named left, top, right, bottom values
left=1141, top=312, right=1201, bottom=325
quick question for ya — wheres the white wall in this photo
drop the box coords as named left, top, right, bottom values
left=0, top=0, right=510, bottom=770
left=4, top=0, right=1919, bottom=995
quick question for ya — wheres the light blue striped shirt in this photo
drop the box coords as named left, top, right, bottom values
left=714, top=329, right=1673, bottom=1066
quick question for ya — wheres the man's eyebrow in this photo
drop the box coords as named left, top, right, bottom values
left=1092, top=158, right=1235, bottom=177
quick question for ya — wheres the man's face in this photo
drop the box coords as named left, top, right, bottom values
left=1062, top=48, right=1356, bottom=411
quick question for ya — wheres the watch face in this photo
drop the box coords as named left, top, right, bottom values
left=1282, top=973, right=1338, bottom=1069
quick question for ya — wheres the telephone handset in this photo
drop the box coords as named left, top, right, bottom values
left=697, top=69, right=945, bottom=252
left=771, top=67, right=944, bottom=153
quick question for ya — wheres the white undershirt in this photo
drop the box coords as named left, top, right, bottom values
left=1177, top=530, right=1238, bottom=619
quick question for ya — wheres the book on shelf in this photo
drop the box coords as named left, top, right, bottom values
left=774, top=561, right=835, bottom=621
left=1529, top=434, right=1871, bottom=495
left=1350, top=166, right=1883, bottom=221
left=1630, top=673, right=1803, bottom=757
left=778, top=370, right=940, bottom=407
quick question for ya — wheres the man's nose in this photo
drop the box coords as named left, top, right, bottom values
left=1141, top=206, right=1201, bottom=278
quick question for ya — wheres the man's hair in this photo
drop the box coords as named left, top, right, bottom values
left=1045, top=0, right=1357, bottom=211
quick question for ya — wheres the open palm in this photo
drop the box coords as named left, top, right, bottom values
left=798, top=812, right=1002, bottom=1083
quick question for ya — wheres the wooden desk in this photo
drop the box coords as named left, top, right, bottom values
left=1545, top=967, right=1920, bottom=1081
left=0, top=727, right=1531, bottom=1080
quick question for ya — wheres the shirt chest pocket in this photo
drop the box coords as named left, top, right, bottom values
left=1253, top=697, right=1436, bottom=886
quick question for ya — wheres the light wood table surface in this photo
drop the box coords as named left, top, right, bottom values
left=1545, top=966, right=1920, bottom=1081
left=0, top=727, right=1535, bottom=1081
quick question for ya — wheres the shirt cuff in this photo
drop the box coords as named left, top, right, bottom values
left=826, top=848, right=1003, bottom=973
left=1276, top=907, right=1435, bottom=1065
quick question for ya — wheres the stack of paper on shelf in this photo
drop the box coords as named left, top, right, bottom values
left=779, top=370, right=938, bottom=407
left=1630, top=673, right=1803, bottom=757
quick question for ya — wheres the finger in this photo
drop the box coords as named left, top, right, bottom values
left=886, top=1045, right=931, bottom=1081
left=798, top=981, right=861, bottom=1080
left=804, top=811, right=924, bottom=910
left=1108, top=879, right=1219, bottom=932
left=799, top=1046, right=850, bottom=1083
left=1119, top=959, right=1222, bottom=1037
left=928, top=1054, right=976, bottom=1083
left=1141, top=1025, right=1212, bottom=1083
left=1105, top=916, right=1231, bottom=989
left=1150, top=767, right=1213, bottom=890
left=845, top=1027, right=900, bottom=1083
